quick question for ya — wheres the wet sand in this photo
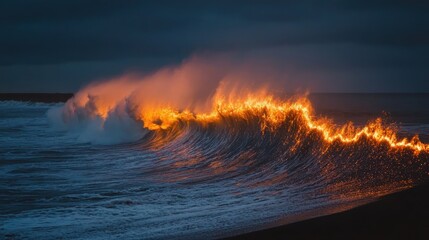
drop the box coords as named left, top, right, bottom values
left=2, top=93, right=428, bottom=239
left=224, top=182, right=429, bottom=240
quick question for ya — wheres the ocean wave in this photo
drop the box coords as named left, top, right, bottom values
left=0, top=100, right=62, bottom=109
left=3, top=93, right=429, bottom=239
left=48, top=92, right=429, bottom=194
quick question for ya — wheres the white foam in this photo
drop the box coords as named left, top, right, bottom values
left=47, top=101, right=146, bottom=145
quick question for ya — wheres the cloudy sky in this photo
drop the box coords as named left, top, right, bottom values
left=0, top=0, right=428, bottom=92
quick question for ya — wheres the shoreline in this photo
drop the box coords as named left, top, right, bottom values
left=223, top=183, right=429, bottom=239
left=1, top=93, right=428, bottom=239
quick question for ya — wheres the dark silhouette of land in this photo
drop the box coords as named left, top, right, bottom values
left=225, top=183, right=429, bottom=240
left=0, top=93, right=72, bottom=103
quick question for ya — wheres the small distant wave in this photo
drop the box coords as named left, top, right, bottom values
left=3, top=92, right=429, bottom=239
left=0, top=100, right=62, bottom=109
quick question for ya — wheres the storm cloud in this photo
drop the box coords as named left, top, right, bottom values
left=0, top=0, right=428, bottom=92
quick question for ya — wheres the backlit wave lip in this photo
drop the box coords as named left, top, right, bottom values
left=41, top=90, right=429, bottom=238
left=49, top=56, right=429, bottom=153
left=89, top=94, right=428, bottom=154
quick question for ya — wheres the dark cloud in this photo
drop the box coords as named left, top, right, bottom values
left=0, top=1, right=428, bottom=92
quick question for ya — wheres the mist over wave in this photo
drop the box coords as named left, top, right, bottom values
left=2, top=92, right=429, bottom=239
left=3, top=56, right=425, bottom=238
left=46, top=55, right=429, bottom=188
left=48, top=56, right=429, bottom=159
left=48, top=103, right=147, bottom=144
left=45, top=56, right=429, bottom=189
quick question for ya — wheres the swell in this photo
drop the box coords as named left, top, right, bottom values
left=3, top=97, right=429, bottom=239
left=49, top=93, right=429, bottom=203
left=133, top=110, right=429, bottom=201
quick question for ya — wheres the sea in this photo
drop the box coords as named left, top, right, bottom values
left=1, top=93, right=428, bottom=239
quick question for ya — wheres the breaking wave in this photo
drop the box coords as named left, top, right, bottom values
left=48, top=91, right=429, bottom=198
left=41, top=57, right=429, bottom=237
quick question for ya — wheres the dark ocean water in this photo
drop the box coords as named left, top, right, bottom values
left=1, top=94, right=428, bottom=239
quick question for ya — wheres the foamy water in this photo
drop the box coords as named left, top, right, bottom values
left=1, top=95, right=429, bottom=239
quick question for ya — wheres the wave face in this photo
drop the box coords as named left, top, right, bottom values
left=2, top=93, right=429, bottom=239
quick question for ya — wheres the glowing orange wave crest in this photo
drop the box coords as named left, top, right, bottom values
left=88, top=94, right=428, bottom=153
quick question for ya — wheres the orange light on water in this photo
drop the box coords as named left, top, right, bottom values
left=126, top=94, right=429, bottom=154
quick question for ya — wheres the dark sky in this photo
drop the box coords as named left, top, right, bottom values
left=1, top=0, right=428, bottom=93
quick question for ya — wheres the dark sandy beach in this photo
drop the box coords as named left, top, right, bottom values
left=0, top=93, right=429, bottom=239
left=225, top=182, right=429, bottom=240
left=2, top=2, right=428, bottom=239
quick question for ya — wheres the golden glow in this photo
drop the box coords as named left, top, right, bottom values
left=119, top=94, right=429, bottom=154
